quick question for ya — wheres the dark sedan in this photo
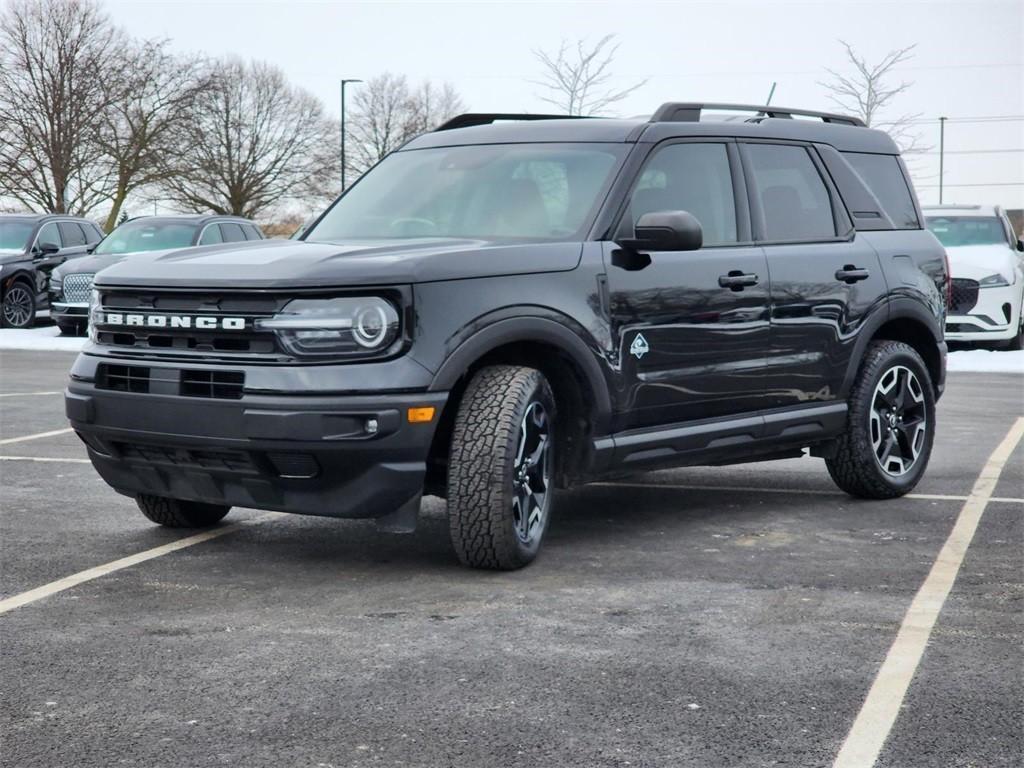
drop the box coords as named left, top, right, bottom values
left=50, top=215, right=264, bottom=335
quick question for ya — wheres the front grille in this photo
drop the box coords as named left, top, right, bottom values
left=62, top=273, right=95, bottom=302
left=949, top=278, right=979, bottom=314
left=180, top=369, right=244, bottom=400
left=97, top=364, right=150, bottom=393
left=114, top=441, right=256, bottom=474
left=93, top=290, right=286, bottom=360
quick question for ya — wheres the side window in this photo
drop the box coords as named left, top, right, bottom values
left=842, top=152, right=920, bottom=229
left=243, top=224, right=263, bottom=240
left=35, top=222, right=61, bottom=249
left=58, top=222, right=87, bottom=247
left=219, top=223, right=246, bottom=242
left=83, top=224, right=102, bottom=245
left=198, top=224, right=223, bottom=245
left=628, top=142, right=737, bottom=246
left=745, top=144, right=837, bottom=242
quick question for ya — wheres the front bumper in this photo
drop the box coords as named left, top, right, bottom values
left=66, top=363, right=447, bottom=520
left=50, top=300, right=89, bottom=324
left=946, top=284, right=1021, bottom=341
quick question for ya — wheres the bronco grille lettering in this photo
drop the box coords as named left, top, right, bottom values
left=98, top=312, right=247, bottom=330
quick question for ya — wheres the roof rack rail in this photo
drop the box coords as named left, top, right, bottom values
left=434, top=113, right=583, bottom=132
left=650, top=102, right=866, bottom=127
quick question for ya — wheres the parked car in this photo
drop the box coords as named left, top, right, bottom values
left=50, top=215, right=264, bottom=335
left=0, top=213, right=103, bottom=328
left=923, top=204, right=1024, bottom=349
left=67, top=102, right=947, bottom=570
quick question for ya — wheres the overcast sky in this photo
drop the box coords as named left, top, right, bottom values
left=106, top=0, right=1023, bottom=209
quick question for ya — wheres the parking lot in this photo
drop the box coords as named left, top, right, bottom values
left=1, top=349, right=1021, bottom=767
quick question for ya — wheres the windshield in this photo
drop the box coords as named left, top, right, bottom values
left=95, top=220, right=198, bottom=255
left=0, top=220, right=33, bottom=251
left=925, top=216, right=1007, bottom=248
left=306, top=143, right=626, bottom=242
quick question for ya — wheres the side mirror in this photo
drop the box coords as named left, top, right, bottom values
left=35, top=241, right=60, bottom=257
left=617, top=210, right=703, bottom=252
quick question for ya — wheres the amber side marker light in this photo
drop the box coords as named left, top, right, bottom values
left=407, top=406, right=436, bottom=423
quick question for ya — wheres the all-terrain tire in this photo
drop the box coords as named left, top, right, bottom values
left=447, top=365, right=557, bottom=570
left=136, top=493, right=231, bottom=528
left=826, top=340, right=936, bottom=499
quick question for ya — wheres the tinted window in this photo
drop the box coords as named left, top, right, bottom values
left=83, top=224, right=102, bottom=245
left=219, top=223, right=246, bottom=242
left=198, top=224, right=223, bottom=245
left=243, top=224, right=263, bottom=240
left=746, top=144, right=836, bottom=241
left=628, top=143, right=737, bottom=246
left=36, top=222, right=61, bottom=249
left=58, top=222, right=87, bottom=247
left=843, top=152, right=919, bottom=229
left=94, top=221, right=198, bottom=255
left=0, top=220, right=33, bottom=250
left=308, top=143, right=625, bottom=241
left=925, top=216, right=1008, bottom=247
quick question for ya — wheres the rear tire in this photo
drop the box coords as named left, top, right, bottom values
left=826, top=341, right=936, bottom=499
left=1, top=281, right=36, bottom=328
left=136, top=494, right=230, bottom=528
left=446, top=365, right=557, bottom=570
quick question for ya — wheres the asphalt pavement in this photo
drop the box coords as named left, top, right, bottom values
left=1, top=349, right=1021, bottom=767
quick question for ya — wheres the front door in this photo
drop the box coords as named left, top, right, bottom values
left=604, top=140, right=770, bottom=430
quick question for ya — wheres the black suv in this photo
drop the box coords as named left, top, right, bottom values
left=66, top=103, right=948, bottom=570
left=50, top=215, right=264, bottom=335
left=0, top=213, right=103, bottom=328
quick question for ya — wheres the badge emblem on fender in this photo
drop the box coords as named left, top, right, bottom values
left=630, top=333, right=650, bottom=359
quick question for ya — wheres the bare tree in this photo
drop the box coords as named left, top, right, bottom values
left=159, top=58, right=337, bottom=219
left=0, top=0, right=131, bottom=215
left=346, top=74, right=464, bottom=179
left=532, top=34, right=647, bottom=116
left=820, top=41, right=926, bottom=153
left=97, top=42, right=211, bottom=231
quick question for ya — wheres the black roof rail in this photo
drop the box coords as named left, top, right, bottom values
left=651, top=102, right=866, bottom=127
left=434, top=112, right=584, bottom=132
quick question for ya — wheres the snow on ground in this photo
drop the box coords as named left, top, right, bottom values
left=946, top=348, right=1024, bottom=374
left=0, top=325, right=86, bottom=352
left=0, top=325, right=1022, bottom=373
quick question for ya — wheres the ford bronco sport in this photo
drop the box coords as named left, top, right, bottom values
left=66, top=102, right=948, bottom=570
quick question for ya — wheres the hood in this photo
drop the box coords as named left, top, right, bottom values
left=0, top=249, right=28, bottom=265
left=93, top=238, right=584, bottom=289
left=53, top=249, right=178, bottom=280
left=945, top=243, right=1019, bottom=283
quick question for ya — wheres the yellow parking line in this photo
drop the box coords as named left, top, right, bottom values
left=833, top=417, right=1024, bottom=768
left=0, top=427, right=73, bottom=445
left=0, top=514, right=282, bottom=616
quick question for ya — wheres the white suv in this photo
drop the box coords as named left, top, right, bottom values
left=924, top=204, right=1024, bottom=349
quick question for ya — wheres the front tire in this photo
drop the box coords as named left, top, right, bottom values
left=57, top=320, right=83, bottom=336
left=826, top=341, right=936, bottom=499
left=136, top=494, right=231, bottom=528
left=447, top=365, right=557, bottom=570
left=1, top=281, right=36, bottom=328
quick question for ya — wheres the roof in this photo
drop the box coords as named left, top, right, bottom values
left=921, top=204, right=1001, bottom=218
left=405, top=103, right=899, bottom=155
left=121, top=214, right=254, bottom=225
left=0, top=213, right=92, bottom=222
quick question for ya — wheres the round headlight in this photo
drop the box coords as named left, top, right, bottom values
left=353, top=304, right=389, bottom=348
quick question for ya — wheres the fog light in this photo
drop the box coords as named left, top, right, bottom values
left=407, top=406, right=435, bottom=423
left=365, top=418, right=379, bottom=435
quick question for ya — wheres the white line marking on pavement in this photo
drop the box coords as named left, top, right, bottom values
left=598, top=481, right=1024, bottom=505
left=0, top=427, right=73, bottom=446
left=0, top=391, right=63, bottom=398
left=0, top=514, right=282, bottom=616
left=833, top=416, right=1024, bottom=768
left=0, top=455, right=90, bottom=464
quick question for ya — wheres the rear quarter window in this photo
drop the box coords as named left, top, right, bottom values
left=842, top=152, right=920, bottom=229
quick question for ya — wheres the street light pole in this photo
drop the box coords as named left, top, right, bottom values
left=938, top=116, right=947, bottom=204
left=340, top=78, right=363, bottom=193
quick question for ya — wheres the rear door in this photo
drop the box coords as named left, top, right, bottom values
left=604, top=139, right=770, bottom=430
left=740, top=141, right=886, bottom=409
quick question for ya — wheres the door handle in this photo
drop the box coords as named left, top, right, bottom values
left=835, top=265, right=870, bottom=283
left=718, top=271, right=759, bottom=290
